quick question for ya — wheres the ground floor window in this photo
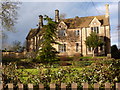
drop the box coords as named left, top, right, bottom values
left=58, top=44, right=66, bottom=52
left=76, top=43, right=79, bottom=52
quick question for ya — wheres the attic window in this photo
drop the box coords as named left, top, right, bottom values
left=75, top=30, right=79, bottom=36
left=58, top=30, right=66, bottom=36
left=91, top=27, right=99, bottom=34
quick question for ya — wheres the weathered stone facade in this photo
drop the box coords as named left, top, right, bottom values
left=26, top=4, right=111, bottom=56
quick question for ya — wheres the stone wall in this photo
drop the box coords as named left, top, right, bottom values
left=2, top=51, right=27, bottom=58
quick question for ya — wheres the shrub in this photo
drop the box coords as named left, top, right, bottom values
left=2, top=57, right=21, bottom=64
left=59, top=55, right=73, bottom=61
left=2, top=59, right=120, bottom=89
left=111, top=45, right=120, bottom=59
left=73, top=53, right=83, bottom=61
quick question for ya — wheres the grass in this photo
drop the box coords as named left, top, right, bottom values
left=17, top=67, right=83, bottom=81
left=18, top=67, right=83, bottom=74
left=4, top=57, right=117, bottom=85
left=79, top=56, right=93, bottom=59
left=17, top=66, right=83, bottom=76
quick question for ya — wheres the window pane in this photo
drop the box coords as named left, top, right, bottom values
left=76, top=43, right=79, bottom=52
left=64, top=44, right=66, bottom=52
left=91, top=27, right=93, bottom=30
left=75, top=30, right=79, bottom=36
left=59, top=44, right=66, bottom=52
left=77, top=30, right=79, bottom=35
left=59, top=30, right=66, bottom=36
left=97, top=27, right=99, bottom=33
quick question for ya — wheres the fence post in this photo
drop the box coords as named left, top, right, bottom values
left=71, top=83, right=77, bottom=90
left=8, top=83, right=13, bottom=90
left=28, top=83, right=33, bottom=90
left=61, top=83, right=66, bottom=90
left=105, top=83, right=110, bottom=90
left=94, top=83, right=99, bottom=90
left=39, top=83, right=44, bottom=90
left=0, top=84, right=3, bottom=90
left=18, top=83, right=23, bottom=90
left=116, top=83, right=120, bottom=90
left=50, top=83, right=56, bottom=90
left=82, top=82, right=88, bottom=90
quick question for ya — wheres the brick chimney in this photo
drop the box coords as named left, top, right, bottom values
left=55, top=9, right=59, bottom=22
left=105, top=4, right=109, bottom=18
left=39, top=15, right=43, bottom=28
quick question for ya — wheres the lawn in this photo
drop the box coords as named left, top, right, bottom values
left=18, top=67, right=83, bottom=75
left=3, top=57, right=120, bottom=88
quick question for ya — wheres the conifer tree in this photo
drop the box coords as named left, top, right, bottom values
left=36, top=15, right=58, bottom=63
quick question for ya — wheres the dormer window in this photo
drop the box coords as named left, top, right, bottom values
left=75, top=30, right=79, bottom=36
left=91, top=27, right=99, bottom=33
left=58, top=30, right=66, bottom=36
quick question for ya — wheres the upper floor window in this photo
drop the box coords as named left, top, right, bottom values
left=58, top=30, right=66, bottom=36
left=59, top=44, right=66, bottom=52
left=91, top=27, right=99, bottom=33
left=75, top=30, right=79, bottom=36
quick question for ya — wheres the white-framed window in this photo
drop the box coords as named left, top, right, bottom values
left=91, top=27, right=99, bottom=33
left=76, top=43, right=79, bottom=52
left=75, top=30, right=79, bottom=36
left=58, top=44, right=66, bottom=52
left=58, top=30, right=66, bottom=36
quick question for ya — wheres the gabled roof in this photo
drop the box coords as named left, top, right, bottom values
left=26, top=28, right=40, bottom=39
left=26, top=26, right=46, bottom=39
left=61, top=15, right=109, bottom=29
left=26, top=15, right=109, bottom=39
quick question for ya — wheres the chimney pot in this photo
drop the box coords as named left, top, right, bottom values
left=105, top=4, right=109, bottom=18
left=39, top=15, right=43, bottom=28
left=55, top=9, right=59, bottom=22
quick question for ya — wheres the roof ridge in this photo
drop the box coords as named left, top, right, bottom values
left=62, top=15, right=105, bottom=20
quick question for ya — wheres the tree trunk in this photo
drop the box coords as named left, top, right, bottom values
left=92, top=48, right=95, bottom=57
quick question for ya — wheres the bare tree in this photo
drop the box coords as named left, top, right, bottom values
left=59, top=13, right=66, bottom=19
left=11, top=40, right=21, bottom=52
left=2, top=32, right=8, bottom=49
left=0, top=0, right=21, bottom=31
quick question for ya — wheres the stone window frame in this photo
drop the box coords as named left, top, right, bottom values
left=91, top=27, right=99, bottom=34
left=58, top=44, right=66, bottom=52
left=58, top=29, right=66, bottom=37
left=76, top=43, right=79, bottom=52
left=75, top=30, right=80, bottom=36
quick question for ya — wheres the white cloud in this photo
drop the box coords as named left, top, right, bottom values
left=111, top=30, right=118, bottom=46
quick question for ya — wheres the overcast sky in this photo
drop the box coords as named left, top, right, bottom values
left=4, top=2, right=118, bottom=48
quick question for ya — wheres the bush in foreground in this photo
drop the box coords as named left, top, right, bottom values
left=2, top=59, right=120, bottom=89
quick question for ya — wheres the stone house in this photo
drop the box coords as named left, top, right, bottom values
left=26, top=4, right=111, bottom=56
